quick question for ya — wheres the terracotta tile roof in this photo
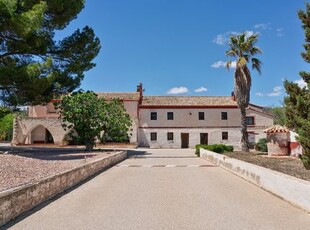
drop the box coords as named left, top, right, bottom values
left=264, top=125, right=290, bottom=133
left=96, top=92, right=140, bottom=101
left=141, top=96, right=237, bottom=106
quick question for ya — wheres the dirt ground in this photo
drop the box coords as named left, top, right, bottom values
left=223, top=152, right=310, bottom=182
left=0, top=146, right=113, bottom=192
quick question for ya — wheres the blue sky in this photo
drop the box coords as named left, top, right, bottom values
left=57, top=0, right=309, bottom=106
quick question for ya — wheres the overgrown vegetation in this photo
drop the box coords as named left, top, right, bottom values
left=284, top=3, right=310, bottom=170
left=0, top=112, right=13, bottom=141
left=58, top=91, right=131, bottom=151
left=195, top=144, right=234, bottom=157
left=255, top=138, right=268, bottom=152
left=266, top=106, right=286, bottom=126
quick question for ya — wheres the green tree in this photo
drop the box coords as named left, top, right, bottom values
left=0, top=0, right=100, bottom=106
left=59, top=91, right=131, bottom=151
left=101, top=98, right=131, bottom=143
left=267, top=106, right=286, bottom=126
left=226, top=32, right=262, bottom=152
left=284, top=3, right=310, bottom=169
left=0, top=111, right=14, bottom=141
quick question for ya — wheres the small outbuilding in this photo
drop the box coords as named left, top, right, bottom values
left=289, top=131, right=303, bottom=157
left=264, top=125, right=290, bottom=156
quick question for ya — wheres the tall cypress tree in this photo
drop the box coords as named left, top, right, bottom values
left=284, top=3, right=310, bottom=169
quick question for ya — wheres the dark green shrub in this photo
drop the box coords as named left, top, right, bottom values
left=224, top=145, right=234, bottom=152
left=195, top=144, right=234, bottom=156
left=255, top=138, right=268, bottom=152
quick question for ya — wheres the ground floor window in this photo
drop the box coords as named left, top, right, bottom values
left=222, top=132, right=228, bottom=140
left=150, top=132, right=157, bottom=141
left=167, top=132, right=174, bottom=140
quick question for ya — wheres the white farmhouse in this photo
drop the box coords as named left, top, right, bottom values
left=12, top=83, right=274, bottom=149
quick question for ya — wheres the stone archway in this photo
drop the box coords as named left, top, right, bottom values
left=12, top=117, right=68, bottom=145
left=30, top=125, right=54, bottom=144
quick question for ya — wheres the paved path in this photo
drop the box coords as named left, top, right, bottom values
left=6, top=149, right=310, bottom=230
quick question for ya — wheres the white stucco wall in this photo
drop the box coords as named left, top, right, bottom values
left=138, top=107, right=273, bottom=148
left=139, top=108, right=241, bottom=128
left=123, top=101, right=139, bottom=143
left=138, top=128, right=242, bottom=149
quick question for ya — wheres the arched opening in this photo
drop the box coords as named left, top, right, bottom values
left=31, top=125, right=54, bottom=144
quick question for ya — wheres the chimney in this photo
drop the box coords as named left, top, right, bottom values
left=137, top=83, right=143, bottom=104
left=231, top=91, right=236, bottom=101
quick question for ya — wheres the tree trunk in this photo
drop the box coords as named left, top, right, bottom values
left=240, top=106, right=249, bottom=152
left=85, top=142, right=93, bottom=152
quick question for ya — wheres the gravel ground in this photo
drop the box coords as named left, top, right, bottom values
left=0, top=147, right=112, bottom=192
left=223, top=151, right=310, bottom=181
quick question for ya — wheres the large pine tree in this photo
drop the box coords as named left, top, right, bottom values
left=284, top=3, right=310, bottom=169
left=0, top=0, right=100, bottom=106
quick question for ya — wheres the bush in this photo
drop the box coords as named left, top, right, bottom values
left=255, top=138, right=268, bottom=152
left=0, top=113, right=14, bottom=141
left=195, top=144, right=234, bottom=156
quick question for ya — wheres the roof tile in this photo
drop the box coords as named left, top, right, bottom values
left=141, top=96, right=237, bottom=106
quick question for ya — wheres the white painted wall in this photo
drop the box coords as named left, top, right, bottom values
left=200, top=149, right=310, bottom=213
left=139, top=108, right=240, bottom=128
left=138, top=128, right=242, bottom=149
left=139, top=107, right=272, bottom=148
left=123, top=101, right=139, bottom=143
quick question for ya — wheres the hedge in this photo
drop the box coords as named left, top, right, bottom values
left=195, top=144, right=234, bottom=156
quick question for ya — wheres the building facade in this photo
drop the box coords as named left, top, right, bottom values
left=12, top=84, right=274, bottom=149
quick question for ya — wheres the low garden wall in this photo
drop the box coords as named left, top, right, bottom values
left=200, top=148, right=310, bottom=213
left=0, top=151, right=127, bottom=226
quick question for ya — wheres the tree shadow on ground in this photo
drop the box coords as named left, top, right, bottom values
left=0, top=146, right=111, bottom=161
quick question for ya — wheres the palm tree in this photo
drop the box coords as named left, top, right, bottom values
left=226, top=32, right=262, bottom=152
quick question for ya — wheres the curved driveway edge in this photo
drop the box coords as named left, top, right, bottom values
left=200, top=148, right=310, bottom=213
left=0, top=151, right=127, bottom=226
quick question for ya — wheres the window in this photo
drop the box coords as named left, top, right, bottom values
left=246, top=116, right=255, bottom=125
left=198, top=112, right=205, bottom=120
left=150, top=132, right=157, bottom=141
left=167, top=112, right=174, bottom=120
left=221, top=112, right=228, bottom=120
left=150, top=112, right=157, bottom=120
left=222, top=132, right=228, bottom=140
left=167, top=132, right=174, bottom=141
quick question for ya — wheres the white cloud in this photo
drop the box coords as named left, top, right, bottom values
left=267, top=86, right=282, bottom=97
left=255, top=92, right=264, bottom=97
left=229, top=61, right=236, bottom=68
left=213, top=34, right=227, bottom=45
left=244, top=30, right=255, bottom=37
left=213, top=31, right=257, bottom=46
left=254, top=23, right=271, bottom=30
left=294, top=79, right=307, bottom=88
left=255, top=86, right=282, bottom=97
left=211, top=60, right=236, bottom=69
left=167, top=87, right=189, bottom=95
left=276, top=28, right=284, bottom=37
left=211, top=61, right=226, bottom=68
left=194, top=87, right=207, bottom=93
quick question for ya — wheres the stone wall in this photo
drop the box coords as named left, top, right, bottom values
left=12, top=117, right=67, bottom=145
left=0, top=151, right=127, bottom=227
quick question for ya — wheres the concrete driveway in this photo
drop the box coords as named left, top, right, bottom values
left=6, top=148, right=310, bottom=230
